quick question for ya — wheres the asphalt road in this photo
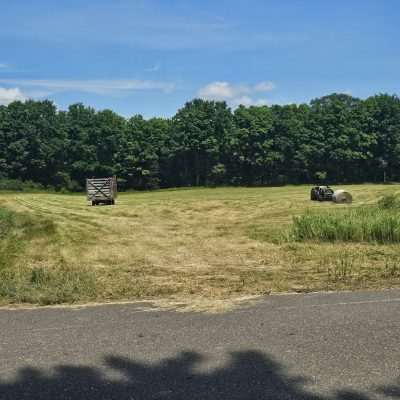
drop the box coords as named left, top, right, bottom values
left=1, top=290, right=400, bottom=399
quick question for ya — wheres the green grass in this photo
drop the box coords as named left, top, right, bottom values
left=377, top=193, right=400, bottom=209
left=0, top=265, right=96, bottom=305
left=0, top=184, right=400, bottom=309
left=0, top=206, right=96, bottom=305
left=292, top=206, right=400, bottom=243
left=0, top=207, right=15, bottom=239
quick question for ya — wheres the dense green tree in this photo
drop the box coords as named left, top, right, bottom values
left=62, top=103, right=99, bottom=189
left=363, top=94, right=400, bottom=181
left=0, top=93, right=398, bottom=191
left=114, top=115, right=170, bottom=190
left=171, top=99, right=233, bottom=186
left=0, top=100, right=65, bottom=186
left=229, top=105, right=276, bottom=184
left=270, top=104, right=313, bottom=184
left=308, top=94, right=376, bottom=183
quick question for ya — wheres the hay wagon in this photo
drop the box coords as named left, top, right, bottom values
left=86, top=177, right=117, bottom=206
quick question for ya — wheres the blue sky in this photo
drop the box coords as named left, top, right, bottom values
left=0, top=0, right=398, bottom=117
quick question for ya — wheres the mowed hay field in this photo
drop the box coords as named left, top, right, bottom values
left=1, top=185, right=400, bottom=309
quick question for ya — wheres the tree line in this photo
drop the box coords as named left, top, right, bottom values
left=0, top=93, right=399, bottom=191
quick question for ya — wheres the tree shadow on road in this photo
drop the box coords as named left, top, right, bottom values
left=0, top=350, right=397, bottom=400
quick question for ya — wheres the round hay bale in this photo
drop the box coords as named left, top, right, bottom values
left=332, top=189, right=352, bottom=204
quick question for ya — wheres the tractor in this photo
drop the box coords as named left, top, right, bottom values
left=310, top=186, right=334, bottom=201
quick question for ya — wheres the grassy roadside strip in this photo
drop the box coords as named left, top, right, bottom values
left=0, top=207, right=96, bottom=305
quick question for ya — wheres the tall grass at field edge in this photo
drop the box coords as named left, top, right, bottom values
left=292, top=205, right=400, bottom=243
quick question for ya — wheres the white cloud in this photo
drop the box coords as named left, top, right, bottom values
left=198, top=81, right=238, bottom=100
left=198, top=81, right=275, bottom=107
left=0, top=79, right=175, bottom=95
left=254, top=81, right=275, bottom=92
left=0, top=63, right=8, bottom=69
left=0, top=87, right=27, bottom=105
left=232, top=96, right=270, bottom=107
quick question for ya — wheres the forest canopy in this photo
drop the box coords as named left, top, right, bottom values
left=0, top=93, right=399, bottom=191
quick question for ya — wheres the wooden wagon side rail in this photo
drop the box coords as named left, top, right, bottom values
left=86, top=177, right=117, bottom=206
left=87, top=179, right=112, bottom=199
